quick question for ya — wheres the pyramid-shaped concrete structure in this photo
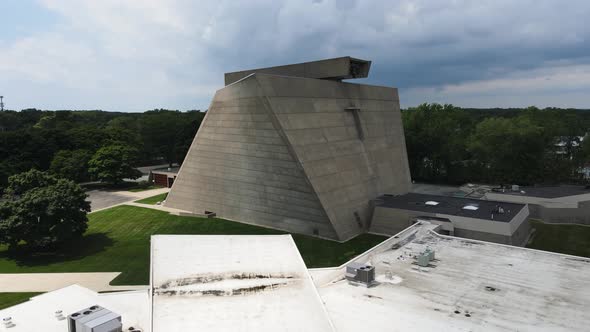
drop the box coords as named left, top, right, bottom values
left=165, top=57, right=411, bottom=241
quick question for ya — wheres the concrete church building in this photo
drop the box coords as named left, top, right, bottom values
left=165, top=57, right=412, bottom=241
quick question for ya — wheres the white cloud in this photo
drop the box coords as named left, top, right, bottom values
left=1, top=0, right=589, bottom=110
left=402, top=62, right=590, bottom=108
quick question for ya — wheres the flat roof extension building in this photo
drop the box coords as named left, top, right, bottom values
left=376, top=193, right=524, bottom=222
left=370, top=193, right=530, bottom=246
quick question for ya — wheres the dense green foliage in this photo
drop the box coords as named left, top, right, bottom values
left=0, top=109, right=204, bottom=189
left=1, top=105, right=589, bottom=188
left=527, top=220, right=590, bottom=258
left=88, top=145, right=142, bottom=184
left=0, top=170, right=90, bottom=249
left=0, top=293, right=41, bottom=310
left=0, top=205, right=386, bottom=285
left=403, top=104, right=590, bottom=185
left=50, top=149, right=93, bottom=182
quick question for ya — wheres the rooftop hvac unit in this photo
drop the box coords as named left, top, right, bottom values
left=417, top=248, right=436, bottom=267
left=345, top=262, right=376, bottom=286
left=68, top=305, right=122, bottom=332
left=424, top=248, right=435, bottom=261
left=417, top=253, right=430, bottom=267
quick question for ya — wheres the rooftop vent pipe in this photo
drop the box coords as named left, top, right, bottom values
left=55, top=310, right=66, bottom=321
left=417, top=248, right=436, bottom=267
left=3, top=317, right=15, bottom=328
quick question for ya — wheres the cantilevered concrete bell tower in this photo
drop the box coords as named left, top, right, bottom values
left=165, top=57, right=412, bottom=241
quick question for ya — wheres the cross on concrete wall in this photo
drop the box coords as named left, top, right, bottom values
left=345, top=107, right=364, bottom=140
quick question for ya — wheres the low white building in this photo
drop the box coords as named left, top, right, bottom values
left=3, top=225, right=590, bottom=331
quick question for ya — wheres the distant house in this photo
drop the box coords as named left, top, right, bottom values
left=554, top=135, right=585, bottom=155
left=149, top=167, right=179, bottom=188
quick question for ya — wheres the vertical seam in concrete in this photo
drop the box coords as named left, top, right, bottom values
left=254, top=75, right=340, bottom=240
left=396, top=92, right=413, bottom=186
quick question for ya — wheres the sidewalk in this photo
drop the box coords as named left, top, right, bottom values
left=89, top=187, right=170, bottom=213
left=0, top=273, right=148, bottom=292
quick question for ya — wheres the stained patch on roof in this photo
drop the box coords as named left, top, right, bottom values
left=150, top=235, right=334, bottom=331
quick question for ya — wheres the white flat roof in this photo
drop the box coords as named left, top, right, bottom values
left=0, top=285, right=149, bottom=331
left=317, top=223, right=590, bottom=332
left=5, top=227, right=590, bottom=331
left=150, top=235, right=334, bottom=332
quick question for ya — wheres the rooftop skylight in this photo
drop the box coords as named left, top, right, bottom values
left=425, top=201, right=439, bottom=206
left=462, top=204, right=479, bottom=211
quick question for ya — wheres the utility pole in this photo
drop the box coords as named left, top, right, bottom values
left=0, top=96, right=4, bottom=111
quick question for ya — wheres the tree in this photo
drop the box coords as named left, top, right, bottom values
left=88, top=145, right=142, bottom=184
left=105, top=116, right=142, bottom=150
left=139, top=110, right=184, bottom=166
left=50, top=149, right=93, bottom=183
left=402, top=103, right=472, bottom=183
left=468, top=116, right=547, bottom=184
left=0, top=170, right=90, bottom=250
left=139, top=110, right=204, bottom=166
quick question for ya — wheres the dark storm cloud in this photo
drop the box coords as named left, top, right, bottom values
left=1, top=0, right=589, bottom=110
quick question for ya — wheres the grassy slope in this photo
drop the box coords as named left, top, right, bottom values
left=0, top=205, right=385, bottom=285
left=135, top=193, right=168, bottom=205
left=526, top=220, right=590, bottom=257
left=0, top=293, right=41, bottom=310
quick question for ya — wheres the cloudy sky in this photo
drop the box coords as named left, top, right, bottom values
left=1, top=0, right=589, bottom=111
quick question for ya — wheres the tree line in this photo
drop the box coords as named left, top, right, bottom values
left=403, top=104, right=590, bottom=185
left=0, top=109, right=205, bottom=189
left=1, top=104, right=589, bottom=251
left=1, top=105, right=589, bottom=191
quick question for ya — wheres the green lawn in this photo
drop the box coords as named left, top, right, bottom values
left=0, top=293, right=41, bottom=310
left=526, top=220, right=590, bottom=258
left=135, top=193, right=168, bottom=205
left=0, top=205, right=385, bottom=285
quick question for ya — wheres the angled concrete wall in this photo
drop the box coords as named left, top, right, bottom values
left=165, top=77, right=338, bottom=239
left=166, top=71, right=411, bottom=241
left=257, top=75, right=411, bottom=240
